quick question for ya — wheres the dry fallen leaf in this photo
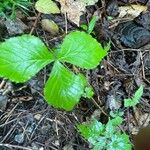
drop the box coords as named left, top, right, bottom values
left=41, top=19, right=59, bottom=35
left=119, top=4, right=148, bottom=18
left=56, top=0, right=98, bottom=26
left=130, top=112, right=150, bottom=135
left=35, top=0, right=60, bottom=14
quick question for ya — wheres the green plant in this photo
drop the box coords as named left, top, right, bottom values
left=80, top=16, right=97, bottom=34
left=0, top=31, right=108, bottom=111
left=124, top=85, right=144, bottom=107
left=77, top=111, right=131, bottom=150
left=0, top=0, right=32, bottom=19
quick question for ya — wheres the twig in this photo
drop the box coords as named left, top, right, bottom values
left=4, top=102, right=20, bottom=123
left=0, top=143, right=32, bottom=150
left=109, top=49, right=150, bottom=53
left=0, top=79, right=6, bottom=89
left=140, top=51, right=145, bottom=79
left=30, top=12, right=41, bottom=35
left=92, top=98, right=108, bottom=116
left=30, top=114, right=46, bottom=139
left=1, top=123, right=17, bottom=142
left=64, top=12, right=68, bottom=34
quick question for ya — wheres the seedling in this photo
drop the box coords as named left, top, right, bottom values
left=80, top=16, right=97, bottom=34
left=0, top=31, right=108, bottom=111
left=77, top=111, right=131, bottom=150
left=124, top=85, right=144, bottom=107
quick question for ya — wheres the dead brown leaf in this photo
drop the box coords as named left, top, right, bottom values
left=118, top=4, right=148, bottom=18
left=56, top=0, right=98, bottom=26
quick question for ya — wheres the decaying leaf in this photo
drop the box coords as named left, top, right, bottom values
left=56, top=0, right=98, bottom=26
left=41, top=19, right=59, bottom=35
left=130, top=113, right=150, bottom=135
left=118, top=4, right=148, bottom=18
left=35, top=0, right=60, bottom=14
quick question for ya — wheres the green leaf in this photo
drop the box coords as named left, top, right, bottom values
left=80, top=24, right=88, bottom=31
left=0, top=35, right=53, bottom=82
left=124, top=98, right=134, bottom=107
left=110, top=111, right=124, bottom=118
left=44, top=61, right=86, bottom=111
left=133, top=85, right=144, bottom=102
left=104, top=41, right=111, bottom=52
left=82, top=86, right=94, bottom=98
left=107, top=134, right=131, bottom=150
left=92, top=138, right=106, bottom=150
left=105, top=120, right=115, bottom=137
left=56, top=31, right=108, bottom=69
left=77, top=119, right=104, bottom=140
left=124, top=85, right=144, bottom=107
left=88, top=16, right=96, bottom=34
left=35, top=0, right=60, bottom=14
left=78, top=118, right=132, bottom=150
left=111, top=116, right=123, bottom=126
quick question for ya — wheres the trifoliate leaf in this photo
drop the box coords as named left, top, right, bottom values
left=44, top=61, right=86, bottom=111
left=77, top=119, right=104, bottom=140
left=0, top=35, right=53, bottom=83
left=35, top=0, right=60, bottom=14
left=124, top=85, right=144, bottom=107
left=56, top=31, right=107, bottom=69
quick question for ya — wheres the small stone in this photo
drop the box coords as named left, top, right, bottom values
left=14, top=133, right=24, bottom=144
left=34, top=114, right=42, bottom=120
left=54, top=140, right=59, bottom=146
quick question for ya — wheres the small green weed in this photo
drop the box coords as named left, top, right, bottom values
left=80, top=16, right=97, bottom=34
left=77, top=86, right=144, bottom=149
left=124, top=85, right=144, bottom=107
left=0, top=0, right=32, bottom=19
left=78, top=111, right=131, bottom=150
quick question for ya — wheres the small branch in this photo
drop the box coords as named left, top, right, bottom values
left=30, top=12, right=41, bottom=35
left=92, top=98, right=108, bottom=116
left=0, top=143, right=32, bottom=150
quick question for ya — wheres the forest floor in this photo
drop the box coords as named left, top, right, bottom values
left=0, top=0, right=150, bottom=150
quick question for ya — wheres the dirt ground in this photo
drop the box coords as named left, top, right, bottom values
left=0, top=0, right=150, bottom=149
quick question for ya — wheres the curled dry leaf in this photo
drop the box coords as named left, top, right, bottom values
left=56, top=0, right=98, bottom=26
left=118, top=4, right=148, bottom=18
left=41, top=19, right=59, bottom=35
